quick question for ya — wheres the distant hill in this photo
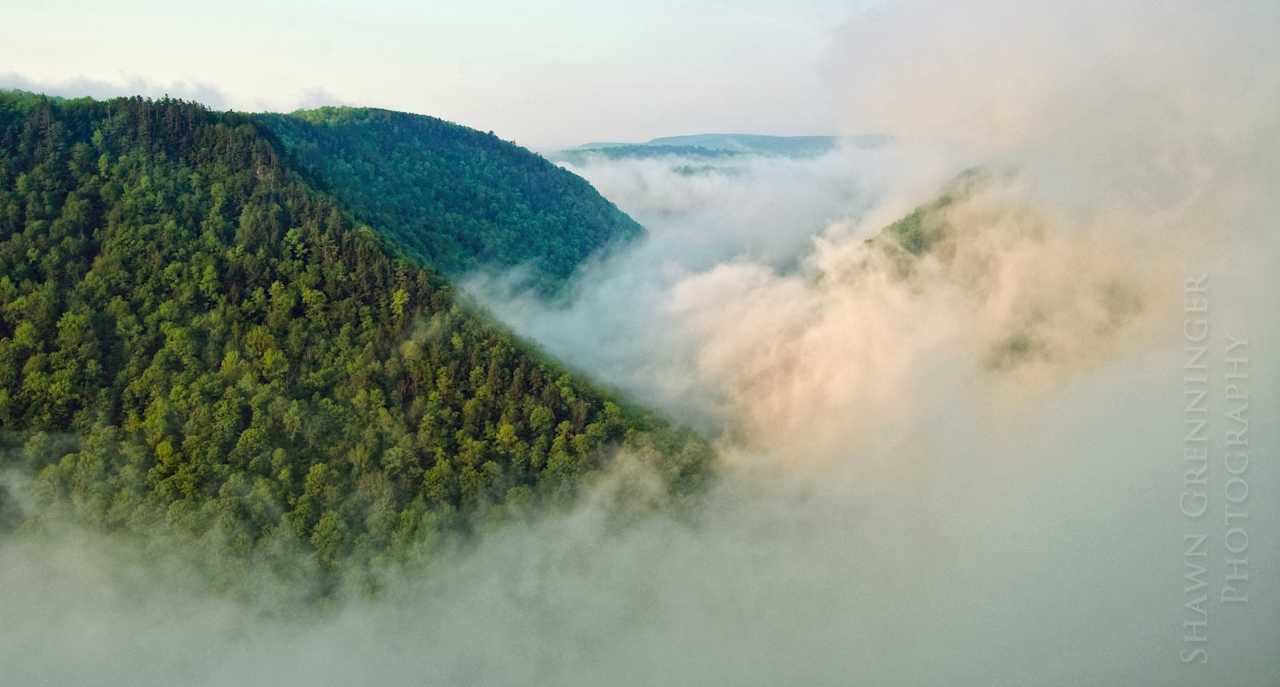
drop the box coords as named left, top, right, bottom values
left=256, top=107, right=644, bottom=288
left=557, top=133, right=889, bottom=163
left=645, top=134, right=841, bottom=157
left=0, top=92, right=707, bottom=580
left=554, top=144, right=741, bottom=166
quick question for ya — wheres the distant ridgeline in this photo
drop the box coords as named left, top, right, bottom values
left=0, top=92, right=707, bottom=582
left=554, top=144, right=743, bottom=166
left=256, top=107, right=643, bottom=288
left=554, top=132, right=890, bottom=165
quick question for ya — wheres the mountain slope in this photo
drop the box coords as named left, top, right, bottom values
left=256, top=107, right=643, bottom=287
left=0, top=92, right=707, bottom=579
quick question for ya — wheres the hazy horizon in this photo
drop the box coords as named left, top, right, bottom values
left=1, top=0, right=862, bottom=149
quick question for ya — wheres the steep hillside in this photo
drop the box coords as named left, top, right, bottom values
left=873, top=168, right=991, bottom=259
left=256, top=107, right=643, bottom=287
left=0, top=92, right=707, bottom=581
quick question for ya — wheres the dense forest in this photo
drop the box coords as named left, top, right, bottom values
left=0, top=92, right=708, bottom=587
left=257, top=107, right=643, bottom=289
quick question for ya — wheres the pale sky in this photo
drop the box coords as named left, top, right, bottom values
left=2, top=0, right=862, bottom=149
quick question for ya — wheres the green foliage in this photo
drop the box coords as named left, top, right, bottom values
left=256, top=107, right=643, bottom=289
left=885, top=199, right=950, bottom=256
left=0, top=93, right=707, bottom=577
left=883, top=167, right=989, bottom=256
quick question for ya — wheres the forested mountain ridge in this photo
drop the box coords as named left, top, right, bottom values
left=256, top=107, right=643, bottom=287
left=0, top=92, right=707, bottom=583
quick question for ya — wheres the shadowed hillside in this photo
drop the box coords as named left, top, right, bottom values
left=257, top=107, right=644, bottom=288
